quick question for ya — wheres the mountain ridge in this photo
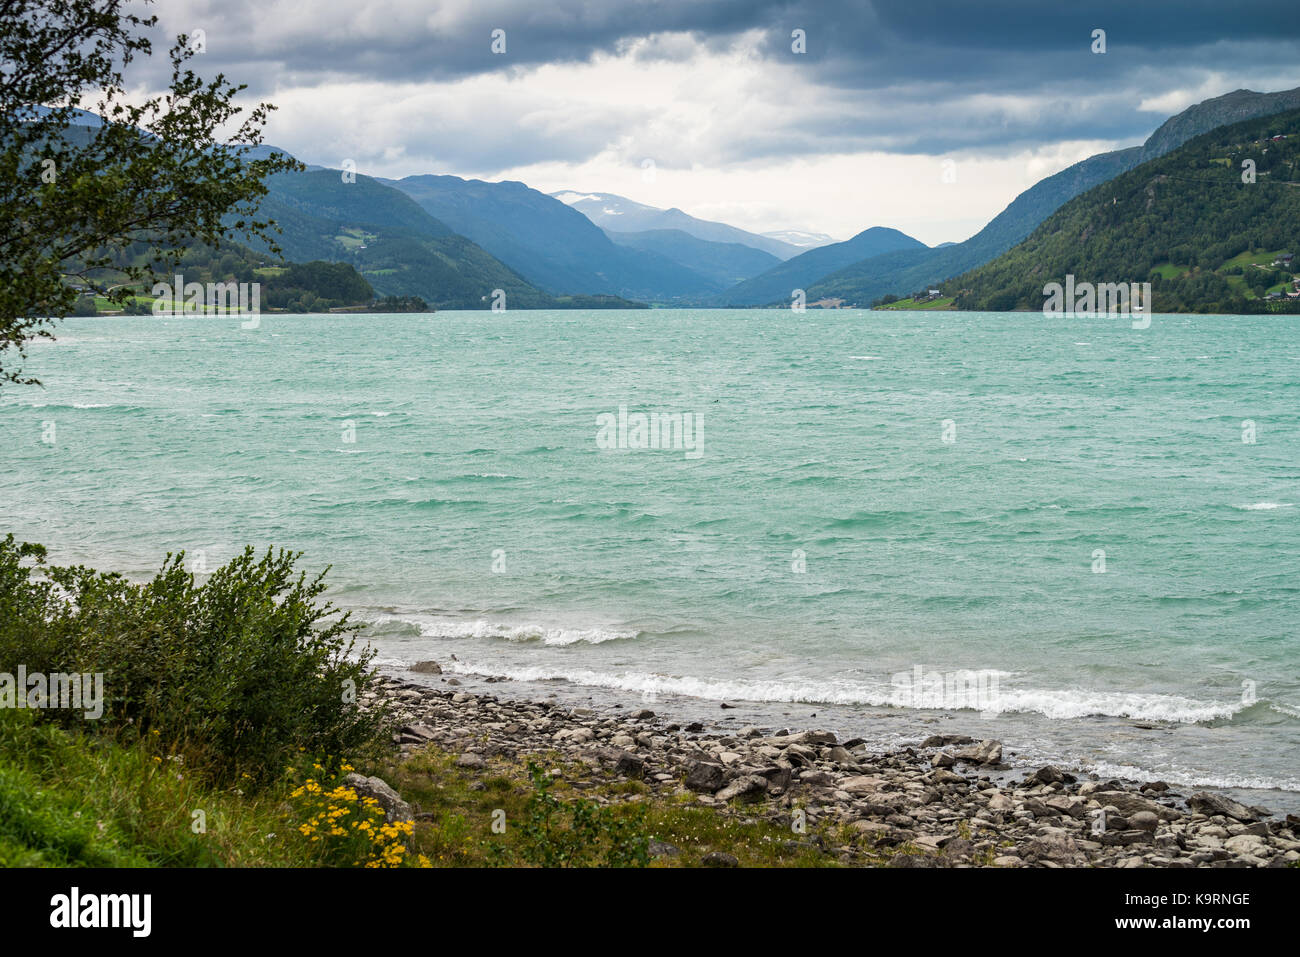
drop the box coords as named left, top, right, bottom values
left=554, top=190, right=809, bottom=260
left=802, top=84, right=1300, bottom=307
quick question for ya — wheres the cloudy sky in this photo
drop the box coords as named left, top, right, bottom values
left=133, top=0, right=1300, bottom=245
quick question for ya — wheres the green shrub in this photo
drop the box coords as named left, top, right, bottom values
left=0, top=536, right=389, bottom=788
left=511, top=762, right=650, bottom=868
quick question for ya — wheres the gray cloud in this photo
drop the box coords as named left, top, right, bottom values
left=124, top=0, right=1300, bottom=174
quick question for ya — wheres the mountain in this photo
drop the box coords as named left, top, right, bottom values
left=946, top=108, right=1300, bottom=313
left=383, top=175, right=723, bottom=301
left=803, top=146, right=1141, bottom=305
left=713, top=227, right=927, bottom=305
left=31, top=110, right=636, bottom=310
left=1138, top=86, right=1300, bottom=162
left=603, top=228, right=781, bottom=287
left=244, top=169, right=555, bottom=309
left=804, top=85, right=1300, bottom=306
left=554, top=191, right=806, bottom=260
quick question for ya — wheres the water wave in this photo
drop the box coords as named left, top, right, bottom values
left=401, top=617, right=638, bottom=646
left=426, top=660, right=1250, bottom=724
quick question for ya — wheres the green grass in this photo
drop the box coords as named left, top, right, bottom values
left=382, top=747, right=940, bottom=868
left=1150, top=262, right=1189, bottom=279
left=0, top=710, right=304, bottom=867
left=333, top=230, right=376, bottom=251
left=0, top=713, right=970, bottom=868
left=1220, top=248, right=1288, bottom=270
left=874, top=296, right=955, bottom=311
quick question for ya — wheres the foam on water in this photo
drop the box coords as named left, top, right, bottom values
left=414, top=647, right=1247, bottom=723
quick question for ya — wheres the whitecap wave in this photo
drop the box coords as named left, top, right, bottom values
left=404, top=617, right=637, bottom=646
left=425, top=661, right=1245, bottom=724
left=1082, top=760, right=1300, bottom=794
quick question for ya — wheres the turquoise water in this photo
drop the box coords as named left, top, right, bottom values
left=3, top=310, right=1298, bottom=804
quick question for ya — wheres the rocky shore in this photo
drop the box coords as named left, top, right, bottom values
left=369, top=666, right=1300, bottom=868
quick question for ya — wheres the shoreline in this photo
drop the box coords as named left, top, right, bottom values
left=373, top=664, right=1300, bottom=867
left=368, top=646, right=1300, bottom=812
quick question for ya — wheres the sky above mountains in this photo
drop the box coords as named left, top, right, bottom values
left=136, top=1, right=1300, bottom=245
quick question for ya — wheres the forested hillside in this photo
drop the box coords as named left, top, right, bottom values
left=946, top=109, right=1300, bottom=314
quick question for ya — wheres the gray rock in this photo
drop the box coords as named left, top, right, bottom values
left=1095, top=791, right=1176, bottom=820
left=702, top=851, right=739, bottom=867
left=1022, top=826, right=1085, bottom=865
left=1130, top=811, right=1159, bottom=832
left=988, top=792, right=1015, bottom=812
left=772, top=729, right=837, bottom=747
left=409, top=660, right=442, bottom=674
left=920, top=735, right=975, bottom=748
left=648, top=840, right=680, bottom=857
left=715, top=774, right=769, bottom=804
left=798, top=770, right=835, bottom=788
left=1029, top=765, right=1066, bottom=785
left=941, top=837, right=976, bottom=860
left=1188, top=792, right=1263, bottom=823
left=615, top=752, right=646, bottom=779
left=1223, top=834, right=1269, bottom=856
left=344, top=773, right=413, bottom=823
left=760, top=766, right=793, bottom=791
left=400, top=723, right=437, bottom=741
left=954, top=739, right=1002, bottom=765
left=685, top=761, right=726, bottom=793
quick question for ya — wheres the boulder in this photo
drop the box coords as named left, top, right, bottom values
left=684, top=761, right=726, bottom=793
left=615, top=752, right=646, bottom=779
left=1188, top=792, right=1263, bottom=823
left=1130, top=811, right=1159, bottom=832
left=702, top=851, right=739, bottom=867
left=988, top=792, right=1015, bottom=812
left=344, top=773, right=413, bottom=824
left=1223, top=834, right=1268, bottom=856
left=1095, top=791, right=1178, bottom=820
left=648, top=840, right=680, bottom=858
left=715, top=774, right=769, bottom=804
left=920, top=734, right=975, bottom=748
left=409, top=660, right=442, bottom=674
left=953, top=739, right=1002, bottom=765
left=1028, top=765, right=1070, bottom=785
left=1022, top=826, right=1085, bottom=865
